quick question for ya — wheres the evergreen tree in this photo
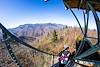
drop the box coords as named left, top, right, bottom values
left=52, top=30, right=58, bottom=42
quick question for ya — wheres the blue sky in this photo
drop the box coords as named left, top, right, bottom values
left=0, top=0, right=99, bottom=29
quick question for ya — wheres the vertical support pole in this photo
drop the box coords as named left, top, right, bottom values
left=83, top=10, right=87, bottom=38
left=87, top=2, right=100, bottom=44
left=52, top=55, right=54, bottom=65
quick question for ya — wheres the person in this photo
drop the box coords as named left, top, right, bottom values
left=58, top=45, right=71, bottom=67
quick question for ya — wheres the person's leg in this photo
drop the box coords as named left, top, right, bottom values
left=62, top=64, right=65, bottom=67
left=59, top=62, right=65, bottom=67
left=59, top=62, right=62, bottom=67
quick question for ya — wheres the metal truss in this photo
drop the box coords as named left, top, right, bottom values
left=63, top=0, right=100, bottom=66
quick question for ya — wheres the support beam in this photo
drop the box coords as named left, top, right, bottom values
left=64, top=2, right=84, bottom=35
left=2, top=31, right=22, bottom=67
left=75, top=44, right=100, bottom=59
left=87, top=2, right=100, bottom=43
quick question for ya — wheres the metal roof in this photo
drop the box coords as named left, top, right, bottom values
left=63, top=0, right=100, bottom=12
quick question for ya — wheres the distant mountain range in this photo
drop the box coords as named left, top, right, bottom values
left=8, top=23, right=66, bottom=37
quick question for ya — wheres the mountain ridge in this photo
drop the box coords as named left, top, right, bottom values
left=8, top=23, right=66, bottom=37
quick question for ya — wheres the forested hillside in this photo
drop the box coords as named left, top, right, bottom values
left=0, top=23, right=97, bottom=67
